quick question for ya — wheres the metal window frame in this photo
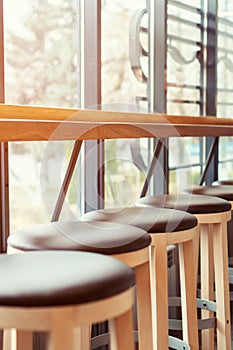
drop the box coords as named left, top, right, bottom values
left=205, top=0, right=218, bottom=185
left=78, top=0, right=104, bottom=213
left=0, top=0, right=8, bottom=253
left=147, top=0, right=168, bottom=195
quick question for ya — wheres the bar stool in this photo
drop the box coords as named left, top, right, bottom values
left=184, top=185, right=233, bottom=318
left=80, top=206, right=199, bottom=350
left=7, top=220, right=153, bottom=350
left=0, top=250, right=135, bottom=350
left=184, top=185, right=233, bottom=262
left=136, top=193, right=232, bottom=350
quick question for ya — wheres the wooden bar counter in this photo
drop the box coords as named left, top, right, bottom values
left=0, top=103, right=233, bottom=141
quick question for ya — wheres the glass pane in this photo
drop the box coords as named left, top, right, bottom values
left=169, top=137, right=202, bottom=191
left=167, top=0, right=203, bottom=191
left=101, top=0, right=147, bottom=207
left=170, top=166, right=201, bottom=193
left=4, top=0, right=79, bottom=231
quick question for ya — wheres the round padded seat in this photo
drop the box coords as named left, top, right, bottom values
left=213, top=180, right=233, bottom=186
left=185, top=185, right=233, bottom=202
left=8, top=220, right=151, bottom=255
left=136, top=193, right=231, bottom=214
left=80, top=206, right=197, bottom=234
left=0, top=250, right=134, bottom=307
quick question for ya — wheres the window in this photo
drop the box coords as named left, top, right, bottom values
left=101, top=0, right=149, bottom=207
left=3, top=0, right=233, bottom=234
left=4, top=0, right=79, bottom=231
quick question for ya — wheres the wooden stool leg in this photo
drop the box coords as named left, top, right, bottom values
left=3, top=329, right=12, bottom=350
left=73, top=327, right=91, bottom=350
left=48, top=328, right=74, bottom=350
left=47, top=313, right=74, bottom=350
left=109, top=309, right=134, bottom=350
left=79, top=326, right=91, bottom=350
left=3, top=329, right=33, bottom=350
left=14, top=330, right=33, bottom=350
left=178, top=239, right=199, bottom=349
left=200, top=223, right=215, bottom=350
left=213, top=222, right=231, bottom=350
left=135, top=261, right=154, bottom=350
left=193, top=225, right=200, bottom=286
left=150, top=241, right=169, bottom=350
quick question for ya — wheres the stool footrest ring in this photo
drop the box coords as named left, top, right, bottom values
left=91, top=330, right=139, bottom=349
left=169, top=296, right=216, bottom=312
left=169, top=296, right=216, bottom=331
left=168, top=335, right=190, bottom=350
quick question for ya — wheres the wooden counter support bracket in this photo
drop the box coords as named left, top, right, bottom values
left=199, top=137, right=219, bottom=186
left=140, top=139, right=163, bottom=197
left=51, top=140, right=83, bottom=221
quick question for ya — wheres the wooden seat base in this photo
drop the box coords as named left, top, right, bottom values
left=2, top=288, right=134, bottom=350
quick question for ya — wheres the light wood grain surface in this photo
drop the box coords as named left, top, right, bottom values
left=1, top=103, right=233, bottom=141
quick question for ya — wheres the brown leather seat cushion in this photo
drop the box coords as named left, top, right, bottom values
left=81, top=207, right=197, bottom=233
left=8, top=221, right=151, bottom=254
left=136, top=193, right=231, bottom=215
left=213, top=180, right=233, bottom=186
left=0, top=251, right=134, bottom=307
left=185, top=185, right=233, bottom=201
